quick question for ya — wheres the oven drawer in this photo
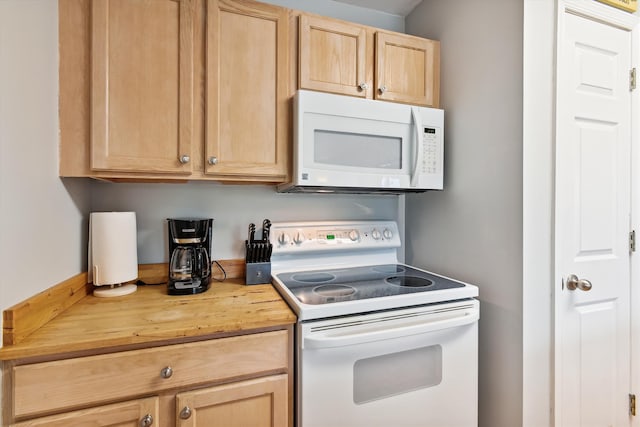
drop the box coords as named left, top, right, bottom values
left=12, top=330, right=288, bottom=418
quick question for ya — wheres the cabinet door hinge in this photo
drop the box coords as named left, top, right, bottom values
left=631, top=230, right=636, bottom=253
left=631, top=394, right=636, bottom=416
left=631, top=68, right=636, bottom=91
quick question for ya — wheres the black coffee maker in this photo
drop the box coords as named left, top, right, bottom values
left=167, top=218, right=213, bottom=295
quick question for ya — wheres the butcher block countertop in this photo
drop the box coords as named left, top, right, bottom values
left=0, top=263, right=297, bottom=362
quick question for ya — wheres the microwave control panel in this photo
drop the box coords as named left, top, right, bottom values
left=422, top=127, right=440, bottom=175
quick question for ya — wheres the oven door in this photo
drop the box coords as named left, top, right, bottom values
left=297, top=299, right=479, bottom=427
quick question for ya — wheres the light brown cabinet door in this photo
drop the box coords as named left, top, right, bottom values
left=298, top=14, right=368, bottom=97
left=375, top=31, right=440, bottom=107
left=12, top=397, right=159, bottom=427
left=91, top=0, right=195, bottom=174
left=175, top=375, right=288, bottom=427
left=206, top=0, right=289, bottom=181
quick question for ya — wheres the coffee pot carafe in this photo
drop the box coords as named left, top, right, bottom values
left=167, top=218, right=213, bottom=295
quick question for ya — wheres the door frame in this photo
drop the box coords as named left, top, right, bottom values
left=631, top=15, right=640, bottom=427
left=522, top=1, right=639, bottom=426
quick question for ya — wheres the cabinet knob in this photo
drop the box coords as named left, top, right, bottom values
left=208, top=156, right=218, bottom=165
left=140, top=414, right=154, bottom=427
left=160, top=366, right=173, bottom=379
left=378, top=85, right=387, bottom=94
left=180, top=406, right=193, bottom=420
left=358, top=82, right=368, bottom=91
left=179, top=155, right=190, bottom=164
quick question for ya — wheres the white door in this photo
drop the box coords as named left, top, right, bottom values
left=555, top=10, right=632, bottom=427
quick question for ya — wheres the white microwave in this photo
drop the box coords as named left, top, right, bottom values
left=278, top=90, right=444, bottom=194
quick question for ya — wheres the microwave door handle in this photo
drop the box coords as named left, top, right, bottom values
left=410, top=107, right=423, bottom=187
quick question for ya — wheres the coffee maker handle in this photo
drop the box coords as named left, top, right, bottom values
left=197, top=248, right=210, bottom=277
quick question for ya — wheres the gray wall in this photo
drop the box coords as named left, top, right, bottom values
left=262, top=0, right=404, bottom=31
left=405, top=2, right=524, bottom=427
left=91, top=182, right=399, bottom=263
left=0, top=1, right=91, bottom=336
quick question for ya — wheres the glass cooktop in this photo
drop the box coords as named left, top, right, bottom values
left=274, top=264, right=465, bottom=305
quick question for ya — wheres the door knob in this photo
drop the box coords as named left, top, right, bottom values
left=565, top=274, right=592, bottom=291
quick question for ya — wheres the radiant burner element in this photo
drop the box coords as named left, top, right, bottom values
left=292, top=272, right=336, bottom=284
left=386, top=276, right=434, bottom=288
left=313, top=284, right=357, bottom=297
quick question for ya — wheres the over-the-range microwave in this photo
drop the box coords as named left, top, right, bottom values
left=278, top=90, right=444, bottom=194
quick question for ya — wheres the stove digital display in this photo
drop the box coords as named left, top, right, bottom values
left=326, top=234, right=335, bottom=240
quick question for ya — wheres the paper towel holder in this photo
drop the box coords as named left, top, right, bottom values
left=88, top=212, right=139, bottom=298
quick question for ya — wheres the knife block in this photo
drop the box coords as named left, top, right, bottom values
left=245, top=262, right=271, bottom=285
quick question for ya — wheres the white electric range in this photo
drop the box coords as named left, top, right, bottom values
left=269, top=220, right=479, bottom=427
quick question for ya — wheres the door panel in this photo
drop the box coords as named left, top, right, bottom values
left=555, top=11, right=631, bottom=427
left=91, top=0, right=194, bottom=173
left=206, top=0, right=289, bottom=180
left=298, top=14, right=368, bottom=97
left=375, top=32, right=439, bottom=107
left=175, top=375, right=288, bottom=427
left=12, top=397, right=159, bottom=427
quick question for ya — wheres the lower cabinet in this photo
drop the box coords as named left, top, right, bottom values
left=176, top=375, right=288, bottom=427
left=12, top=376, right=287, bottom=427
left=6, top=330, right=292, bottom=427
left=12, top=397, right=159, bottom=427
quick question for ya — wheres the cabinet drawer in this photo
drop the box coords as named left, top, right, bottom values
left=12, top=330, right=288, bottom=418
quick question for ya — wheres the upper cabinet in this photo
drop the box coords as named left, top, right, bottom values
left=59, top=0, right=290, bottom=182
left=297, top=14, right=440, bottom=107
left=58, top=1, right=441, bottom=182
left=205, top=0, right=289, bottom=180
left=90, top=0, right=195, bottom=174
left=375, top=31, right=440, bottom=107
left=299, top=14, right=368, bottom=98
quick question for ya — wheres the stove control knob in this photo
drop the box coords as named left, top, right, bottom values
left=348, top=230, right=360, bottom=241
left=383, top=228, right=393, bottom=240
left=278, top=232, right=290, bottom=246
left=372, top=229, right=381, bottom=240
left=293, top=232, right=305, bottom=245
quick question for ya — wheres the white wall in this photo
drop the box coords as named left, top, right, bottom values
left=405, top=2, right=524, bottom=427
left=0, top=0, right=90, bottom=341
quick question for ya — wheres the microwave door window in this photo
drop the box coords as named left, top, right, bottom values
left=314, top=130, right=402, bottom=169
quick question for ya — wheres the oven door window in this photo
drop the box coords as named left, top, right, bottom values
left=353, top=345, right=442, bottom=404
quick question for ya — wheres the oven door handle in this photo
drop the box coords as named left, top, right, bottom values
left=303, top=308, right=479, bottom=349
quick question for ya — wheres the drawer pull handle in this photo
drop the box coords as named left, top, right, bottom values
left=180, top=406, right=192, bottom=420
left=160, top=366, right=173, bottom=379
left=140, top=414, right=154, bottom=427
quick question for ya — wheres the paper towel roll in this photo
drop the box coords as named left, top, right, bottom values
left=89, top=212, right=138, bottom=286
